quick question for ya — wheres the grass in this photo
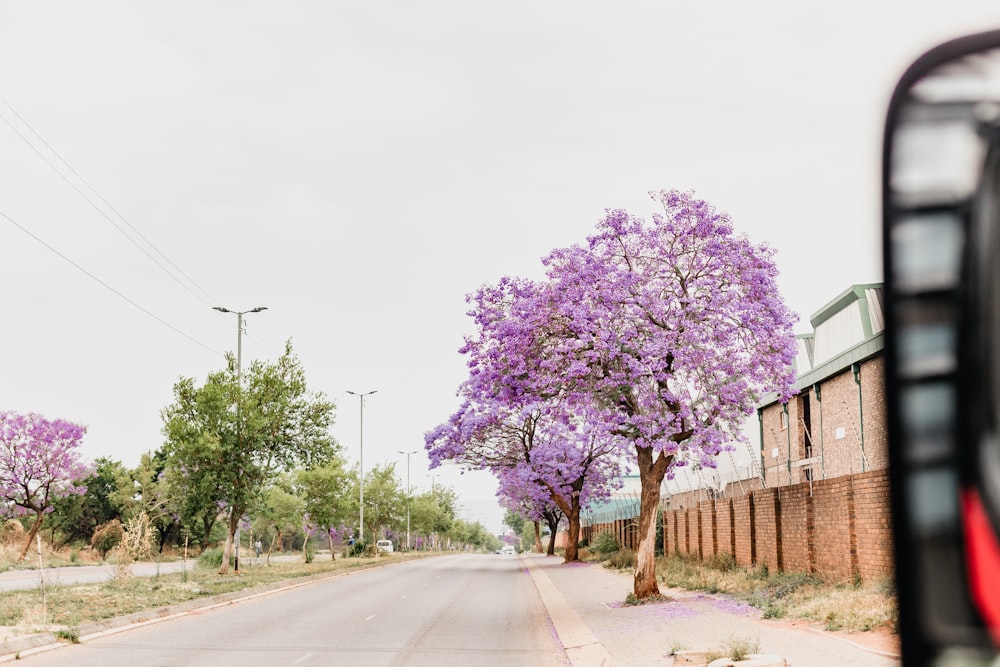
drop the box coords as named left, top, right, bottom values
left=588, top=548, right=897, bottom=634
left=0, top=548, right=431, bottom=638
left=661, top=552, right=896, bottom=632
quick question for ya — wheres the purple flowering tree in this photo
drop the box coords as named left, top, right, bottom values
left=432, top=190, right=796, bottom=597
left=426, top=277, right=624, bottom=562
left=498, top=483, right=566, bottom=555
left=0, top=412, right=90, bottom=560
left=530, top=190, right=797, bottom=597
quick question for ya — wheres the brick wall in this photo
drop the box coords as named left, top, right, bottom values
left=812, top=475, right=855, bottom=580
left=859, top=357, right=888, bottom=472
left=752, top=488, right=781, bottom=571
left=733, top=494, right=755, bottom=567
left=853, top=470, right=894, bottom=582
left=699, top=500, right=717, bottom=559
left=778, top=485, right=813, bottom=574
left=610, top=470, right=895, bottom=583
left=716, top=498, right=736, bottom=559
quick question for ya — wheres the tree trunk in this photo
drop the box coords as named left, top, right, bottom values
left=328, top=532, right=336, bottom=560
left=219, top=513, right=239, bottom=575
left=201, top=515, right=214, bottom=549
left=267, top=532, right=279, bottom=565
left=533, top=522, right=543, bottom=553
left=19, top=511, right=44, bottom=561
left=563, top=494, right=583, bottom=562
left=633, top=445, right=672, bottom=598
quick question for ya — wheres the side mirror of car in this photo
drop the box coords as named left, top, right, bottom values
left=884, top=28, right=1000, bottom=667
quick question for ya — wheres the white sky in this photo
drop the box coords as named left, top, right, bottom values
left=2, top=2, right=999, bottom=534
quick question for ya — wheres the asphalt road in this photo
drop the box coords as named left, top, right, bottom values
left=8, top=554, right=568, bottom=666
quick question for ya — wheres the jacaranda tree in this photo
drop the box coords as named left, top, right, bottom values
left=0, top=412, right=90, bottom=560
left=536, top=190, right=797, bottom=597
left=433, top=190, right=797, bottom=597
left=426, top=394, right=622, bottom=562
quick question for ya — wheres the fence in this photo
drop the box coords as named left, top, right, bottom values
left=581, top=469, right=894, bottom=584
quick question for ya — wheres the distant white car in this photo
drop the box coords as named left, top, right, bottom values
left=501, top=545, right=516, bottom=555
left=376, top=539, right=394, bottom=553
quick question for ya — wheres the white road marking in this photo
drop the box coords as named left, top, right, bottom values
left=365, top=614, right=375, bottom=621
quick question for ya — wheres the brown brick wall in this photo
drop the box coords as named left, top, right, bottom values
left=733, top=494, right=755, bottom=567
left=859, top=357, right=888, bottom=472
left=778, top=485, right=813, bottom=573
left=653, top=470, right=892, bottom=582
left=699, top=500, right=717, bottom=559
left=853, top=469, right=894, bottom=582
left=812, top=476, right=855, bottom=580
left=678, top=509, right=691, bottom=555
left=752, top=488, right=781, bottom=571
left=687, top=507, right=701, bottom=558
left=716, top=498, right=736, bottom=558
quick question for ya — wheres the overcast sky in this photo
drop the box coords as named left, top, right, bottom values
left=2, top=3, right=999, bottom=533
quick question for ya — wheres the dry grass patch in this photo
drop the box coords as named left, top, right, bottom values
left=649, top=552, right=896, bottom=633
left=0, top=552, right=431, bottom=636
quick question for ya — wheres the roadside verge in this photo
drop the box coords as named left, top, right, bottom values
left=522, top=553, right=613, bottom=667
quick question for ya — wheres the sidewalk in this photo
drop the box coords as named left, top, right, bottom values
left=522, top=552, right=901, bottom=667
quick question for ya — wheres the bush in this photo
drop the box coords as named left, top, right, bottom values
left=197, top=547, right=235, bottom=568
left=91, top=520, right=124, bottom=559
left=605, top=548, right=636, bottom=570
left=705, top=552, right=737, bottom=572
left=590, top=531, right=620, bottom=557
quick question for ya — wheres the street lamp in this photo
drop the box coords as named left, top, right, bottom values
left=347, top=390, right=376, bottom=543
left=398, top=449, right=417, bottom=551
left=213, top=305, right=267, bottom=572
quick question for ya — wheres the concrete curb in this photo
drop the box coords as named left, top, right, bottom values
left=522, top=554, right=613, bottom=667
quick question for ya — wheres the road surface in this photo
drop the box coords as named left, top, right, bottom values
left=9, top=553, right=568, bottom=666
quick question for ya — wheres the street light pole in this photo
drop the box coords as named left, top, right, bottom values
left=347, top=390, right=376, bottom=544
left=398, top=450, right=417, bottom=551
left=213, top=305, right=267, bottom=573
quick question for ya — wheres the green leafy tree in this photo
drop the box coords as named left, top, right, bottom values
left=49, top=457, right=131, bottom=548
left=361, top=462, right=404, bottom=540
left=161, top=342, right=337, bottom=573
left=253, top=475, right=303, bottom=560
left=296, top=456, right=351, bottom=559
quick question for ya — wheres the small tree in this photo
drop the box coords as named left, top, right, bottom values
left=162, top=342, right=338, bottom=574
left=0, top=412, right=89, bottom=560
left=296, top=456, right=351, bottom=559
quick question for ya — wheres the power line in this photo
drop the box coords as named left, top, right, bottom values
left=0, top=208, right=222, bottom=357
left=0, top=96, right=220, bottom=308
left=0, top=96, right=280, bottom=360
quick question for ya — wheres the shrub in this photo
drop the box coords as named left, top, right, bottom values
left=721, top=634, right=759, bottom=661
left=705, top=552, right=737, bottom=572
left=1, top=519, right=25, bottom=545
left=590, top=531, right=620, bottom=557
left=91, top=520, right=124, bottom=559
left=605, top=548, right=636, bottom=570
left=197, top=548, right=234, bottom=568
left=55, top=627, right=81, bottom=643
